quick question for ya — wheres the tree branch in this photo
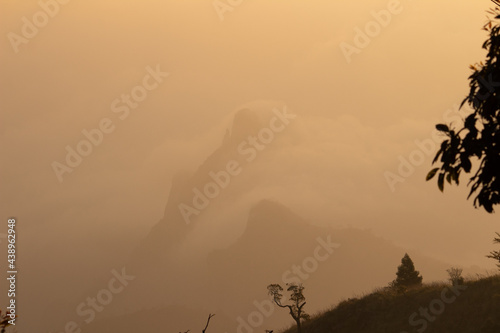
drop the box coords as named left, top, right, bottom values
left=272, top=298, right=288, bottom=309
left=202, top=314, right=215, bottom=333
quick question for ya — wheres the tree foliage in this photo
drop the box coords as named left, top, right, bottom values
left=267, top=283, right=309, bottom=333
left=487, top=232, right=500, bottom=269
left=391, top=253, right=423, bottom=291
left=427, top=6, right=500, bottom=213
left=446, top=267, right=465, bottom=286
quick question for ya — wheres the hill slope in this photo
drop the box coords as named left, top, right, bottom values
left=282, top=275, right=500, bottom=333
left=84, top=200, right=456, bottom=333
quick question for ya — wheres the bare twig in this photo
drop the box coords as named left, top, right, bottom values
left=202, top=314, right=215, bottom=333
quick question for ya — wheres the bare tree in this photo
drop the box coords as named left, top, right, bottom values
left=267, top=283, right=309, bottom=333
left=446, top=267, right=465, bottom=286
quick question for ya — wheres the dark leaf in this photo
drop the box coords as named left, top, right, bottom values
left=436, top=124, right=450, bottom=132
left=426, top=168, right=439, bottom=181
left=464, top=114, right=476, bottom=130
left=460, top=154, right=472, bottom=173
left=433, top=149, right=443, bottom=164
left=446, top=172, right=452, bottom=184
left=438, top=173, right=445, bottom=192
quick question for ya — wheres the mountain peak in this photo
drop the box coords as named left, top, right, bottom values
left=240, top=199, right=310, bottom=241
left=223, top=100, right=288, bottom=146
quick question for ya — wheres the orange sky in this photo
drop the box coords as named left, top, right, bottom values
left=1, top=1, right=499, bottom=331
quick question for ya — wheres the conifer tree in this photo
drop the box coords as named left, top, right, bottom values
left=391, top=253, right=423, bottom=289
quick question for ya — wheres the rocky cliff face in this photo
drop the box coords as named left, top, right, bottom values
left=131, top=101, right=297, bottom=262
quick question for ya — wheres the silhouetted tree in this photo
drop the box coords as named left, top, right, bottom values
left=267, top=283, right=309, bottom=333
left=391, top=253, right=423, bottom=291
left=427, top=4, right=500, bottom=213
left=446, top=267, right=465, bottom=286
left=487, top=232, right=500, bottom=269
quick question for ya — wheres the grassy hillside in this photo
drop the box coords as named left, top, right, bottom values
left=282, top=275, right=500, bottom=333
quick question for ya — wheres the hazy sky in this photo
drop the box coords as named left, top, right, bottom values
left=1, top=0, right=499, bottom=331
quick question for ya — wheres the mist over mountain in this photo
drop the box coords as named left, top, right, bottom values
left=7, top=100, right=494, bottom=333
left=85, top=195, right=459, bottom=332
left=4, top=2, right=500, bottom=332
left=83, top=107, right=472, bottom=332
